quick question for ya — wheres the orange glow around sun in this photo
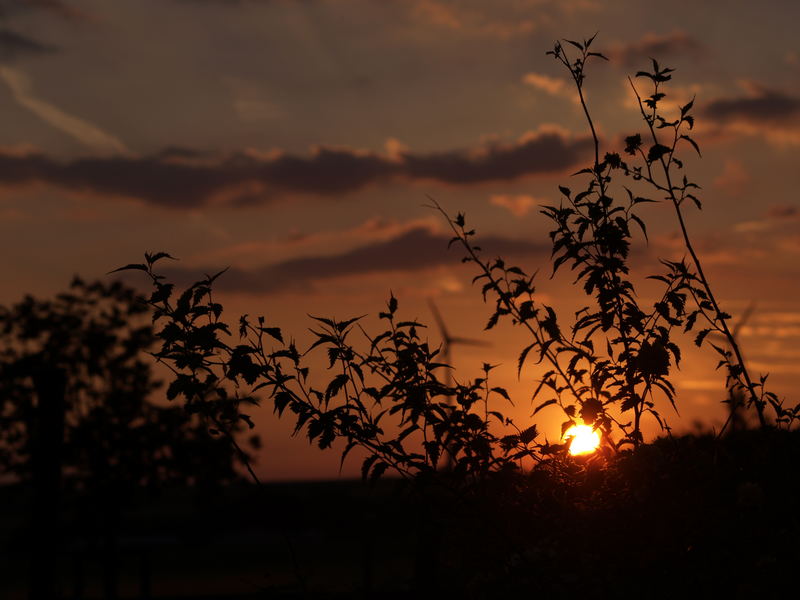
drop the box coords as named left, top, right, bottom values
left=564, top=424, right=601, bottom=456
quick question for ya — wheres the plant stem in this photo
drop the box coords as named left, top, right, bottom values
left=570, top=55, right=642, bottom=445
left=628, top=78, right=766, bottom=427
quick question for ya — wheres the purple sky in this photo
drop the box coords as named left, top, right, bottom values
left=1, top=0, right=798, bottom=479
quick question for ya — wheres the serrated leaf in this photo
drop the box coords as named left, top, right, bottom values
left=517, top=343, right=536, bottom=376
left=491, top=387, right=512, bottom=404
left=325, top=373, right=349, bottom=402
left=681, top=134, right=701, bottom=156
left=695, top=328, right=711, bottom=347
left=145, top=251, right=177, bottom=265
left=533, top=398, right=557, bottom=415
left=108, top=263, right=147, bottom=274
left=261, top=327, right=283, bottom=343
left=630, top=214, right=648, bottom=242
left=519, top=424, right=538, bottom=444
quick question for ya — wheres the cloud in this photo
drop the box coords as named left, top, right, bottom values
left=521, top=72, right=580, bottom=106
left=767, top=205, right=798, bottom=219
left=160, top=226, right=549, bottom=295
left=732, top=203, right=800, bottom=235
left=399, top=127, right=592, bottom=184
left=522, top=72, right=567, bottom=96
left=188, top=216, right=442, bottom=268
left=701, top=82, right=800, bottom=145
left=0, top=127, right=591, bottom=207
left=608, top=31, right=706, bottom=67
left=712, top=159, right=749, bottom=197
left=0, top=66, right=128, bottom=154
left=703, top=82, right=800, bottom=125
left=0, top=0, right=92, bottom=22
left=411, top=0, right=535, bottom=39
left=0, top=29, right=56, bottom=61
left=489, top=194, right=538, bottom=217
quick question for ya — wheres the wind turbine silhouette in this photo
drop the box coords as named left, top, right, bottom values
left=428, top=299, right=489, bottom=470
left=428, top=299, right=489, bottom=385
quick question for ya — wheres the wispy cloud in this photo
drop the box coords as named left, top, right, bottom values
left=188, top=216, right=442, bottom=269
left=0, top=29, right=56, bottom=61
left=732, top=203, right=800, bottom=240
left=608, top=30, right=706, bottom=67
left=767, top=205, right=798, bottom=219
left=0, top=0, right=95, bottom=22
left=521, top=72, right=579, bottom=105
left=0, top=126, right=591, bottom=207
left=704, top=81, right=800, bottom=125
left=489, top=194, right=538, bottom=217
left=160, top=225, right=550, bottom=295
left=411, top=0, right=535, bottom=39
left=701, top=81, right=800, bottom=145
left=0, top=66, right=128, bottom=154
left=522, top=72, right=567, bottom=96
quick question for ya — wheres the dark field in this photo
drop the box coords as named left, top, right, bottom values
left=2, top=428, right=799, bottom=599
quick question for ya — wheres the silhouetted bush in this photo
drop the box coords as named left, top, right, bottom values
left=0, top=277, right=258, bottom=598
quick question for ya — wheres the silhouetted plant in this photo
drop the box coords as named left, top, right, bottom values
left=118, top=36, right=797, bottom=486
left=0, top=277, right=254, bottom=489
left=0, top=277, right=257, bottom=598
left=112, top=254, right=542, bottom=490
left=111, top=35, right=800, bottom=597
left=436, top=34, right=796, bottom=450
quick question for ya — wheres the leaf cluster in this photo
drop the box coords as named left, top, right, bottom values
left=0, top=277, right=250, bottom=492
left=117, top=256, right=550, bottom=489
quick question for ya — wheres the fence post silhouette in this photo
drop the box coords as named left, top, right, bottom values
left=28, top=362, right=66, bottom=600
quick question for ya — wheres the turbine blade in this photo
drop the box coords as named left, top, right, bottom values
left=427, top=298, right=451, bottom=342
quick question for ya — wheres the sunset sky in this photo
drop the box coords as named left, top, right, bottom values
left=1, top=0, right=798, bottom=479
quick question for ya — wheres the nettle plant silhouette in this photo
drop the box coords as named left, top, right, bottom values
left=119, top=35, right=796, bottom=485
left=435, top=37, right=791, bottom=450
left=114, top=254, right=538, bottom=486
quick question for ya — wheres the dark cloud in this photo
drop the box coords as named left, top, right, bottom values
left=609, top=31, right=706, bottom=67
left=0, top=29, right=56, bottom=61
left=401, top=130, right=591, bottom=183
left=767, top=205, right=799, bottom=219
left=0, top=0, right=87, bottom=21
left=158, top=226, right=549, bottom=294
left=703, top=85, right=800, bottom=125
left=0, top=129, right=592, bottom=207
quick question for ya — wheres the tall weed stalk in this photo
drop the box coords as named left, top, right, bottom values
left=439, top=35, right=795, bottom=448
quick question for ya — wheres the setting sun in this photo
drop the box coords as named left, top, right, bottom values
left=564, top=424, right=601, bottom=456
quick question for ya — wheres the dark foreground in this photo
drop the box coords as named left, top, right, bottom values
left=2, top=429, right=799, bottom=599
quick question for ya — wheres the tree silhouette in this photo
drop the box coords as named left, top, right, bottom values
left=0, top=277, right=257, bottom=599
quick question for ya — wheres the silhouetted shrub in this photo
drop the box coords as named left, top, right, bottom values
left=0, top=277, right=255, bottom=492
